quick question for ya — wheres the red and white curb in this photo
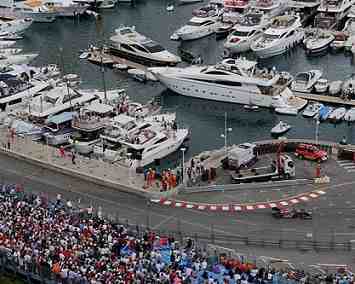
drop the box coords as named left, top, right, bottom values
left=150, top=190, right=326, bottom=212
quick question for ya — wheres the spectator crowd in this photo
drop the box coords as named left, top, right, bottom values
left=0, top=184, right=353, bottom=284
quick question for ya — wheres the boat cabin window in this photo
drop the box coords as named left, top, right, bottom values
left=188, top=20, right=204, bottom=26
left=264, top=33, right=280, bottom=40
left=203, top=20, right=215, bottom=26
left=120, top=44, right=135, bottom=52
left=138, top=123, right=151, bottom=130
left=295, top=73, right=309, bottom=82
left=232, top=30, right=249, bottom=37
left=8, top=98, right=21, bottom=105
left=131, top=44, right=148, bottom=53
left=154, top=137, right=168, bottom=144
left=286, top=30, right=295, bottom=37
left=204, top=70, right=230, bottom=75
left=142, top=42, right=165, bottom=53
left=119, top=28, right=133, bottom=35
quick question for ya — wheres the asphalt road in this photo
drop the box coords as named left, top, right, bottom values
left=2, top=153, right=355, bottom=268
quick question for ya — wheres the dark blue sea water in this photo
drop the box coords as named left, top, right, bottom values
left=16, top=0, right=355, bottom=163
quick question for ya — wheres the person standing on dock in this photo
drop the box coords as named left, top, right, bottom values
left=71, top=151, right=76, bottom=165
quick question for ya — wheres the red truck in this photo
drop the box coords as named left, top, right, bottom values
left=294, top=144, right=328, bottom=162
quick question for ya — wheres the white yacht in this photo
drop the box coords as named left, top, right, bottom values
left=0, top=78, right=50, bottom=112
left=224, top=11, right=271, bottom=54
left=72, top=103, right=114, bottom=154
left=25, top=86, right=96, bottom=120
left=42, top=111, right=76, bottom=146
left=302, top=102, right=324, bottom=117
left=0, top=17, right=32, bottom=36
left=43, top=0, right=89, bottom=17
left=0, top=0, right=58, bottom=23
left=149, top=57, right=307, bottom=109
left=287, top=0, right=320, bottom=25
left=314, top=0, right=355, bottom=30
left=222, top=0, right=250, bottom=23
left=304, top=29, right=335, bottom=54
left=0, top=52, right=38, bottom=65
left=252, top=0, right=286, bottom=18
left=109, top=26, right=181, bottom=66
left=250, top=14, right=304, bottom=58
left=171, top=16, right=220, bottom=41
left=291, top=70, right=323, bottom=93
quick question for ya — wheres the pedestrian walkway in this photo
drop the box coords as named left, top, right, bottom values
left=337, top=160, right=355, bottom=173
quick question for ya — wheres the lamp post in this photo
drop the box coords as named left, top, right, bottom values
left=127, top=152, right=132, bottom=184
left=221, top=112, right=232, bottom=159
left=180, top=147, right=186, bottom=185
left=315, top=118, right=320, bottom=143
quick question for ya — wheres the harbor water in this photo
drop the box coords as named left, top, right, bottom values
left=18, top=0, right=355, bottom=164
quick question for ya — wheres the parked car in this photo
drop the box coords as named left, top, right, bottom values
left=294, top=144, right=328, bottom=162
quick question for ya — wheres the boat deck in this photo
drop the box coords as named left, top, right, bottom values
left=294, top=92, right=355, bottom=106
left=87, top=50, right=148, bottom=71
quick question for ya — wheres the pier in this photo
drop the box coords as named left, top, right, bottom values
left=294, top=92, right=355, bottom=106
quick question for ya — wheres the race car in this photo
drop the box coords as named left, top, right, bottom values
left=271, top=207, right=312, bottom=219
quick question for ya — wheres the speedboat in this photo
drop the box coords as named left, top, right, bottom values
left=302, top=102, right=323, bottom=117
left=344, top=107, right=355, bottom=122
left=328, top=107, right=346, bottom=122
left=224, top=11, right=270, bottom=54
left=250, top=14, right=304, bottom=58
left=171, top=16, right=220, bottom=41
left=314, top=78, right=329, bottom=93
left=149, top=57, right=308, bottom=109
left=271, top=120, right=291, bottom=135
left=318, top=105, right=333, bottom=121
left=290, top=70, right=322, bottom=93
left=166, top=4, right=174, bottom=11
left=275, top=106, right=298, bottom=115
left=109, top=26, right=181, bottom=66
left=304, top=29, right=334, bottom=55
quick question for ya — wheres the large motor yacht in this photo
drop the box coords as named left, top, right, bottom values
left=287, top=0, right=320, bottom=25
left=250, top=14, right=304, bottom=58
left=224, top=11, right=271, bottom=54
left=314, top=0, right=355, bottom=30
left=108, top=26, right=181, bottom=67
left=252, top=0, right=286, bottom=18
left=171, top=16, right=220, bottom=41
left=149, top=57, right=307, bottom=109
left=222, top=0, right=250, bottom=23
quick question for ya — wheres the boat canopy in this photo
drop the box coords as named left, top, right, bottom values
left=85, top=102, right=113, bottom=114
left=45, top=111, right=77, bottom=125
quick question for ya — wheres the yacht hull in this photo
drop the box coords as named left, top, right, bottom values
left=154, top=73, right=286, bottom=108
left=74, top=138, right=101, bottom=154
left=177, top=28, right=215, bottom=41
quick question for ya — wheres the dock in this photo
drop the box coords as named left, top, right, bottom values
left=294, top=92, right=355, bottom=107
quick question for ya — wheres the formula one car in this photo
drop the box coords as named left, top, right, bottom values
left=272, top=207, right=312, bottom=220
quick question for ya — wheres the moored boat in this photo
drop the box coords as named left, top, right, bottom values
left=271, top=120, right=291, bottom=135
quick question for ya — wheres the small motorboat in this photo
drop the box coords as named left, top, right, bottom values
left=291, top=70, right=322, bottom=93
left=243, top=104, right=259, bottom=111
left=166, top=4, right=175, bottom=11
left=329, top=81, right=343, bottom=96
left=79, top=52, right=90, bottom=59
left=302, top=102, right=323, bottom=118
left=319, top=106, right=333, bottom=121
left=304, top=29, right=334, bottom=55
left=344, top=108, right=355, bottom=122
left=113, top=63, right=129, bottom=70
left=128, top=68, right=147, bottom=82
left=314, top=78, right=329, bottom=93
left=275, top=106, right=298, bottom=116
left=271, top=121, right=291, bottom=135
left=328, top=107, right=346, bottom=122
